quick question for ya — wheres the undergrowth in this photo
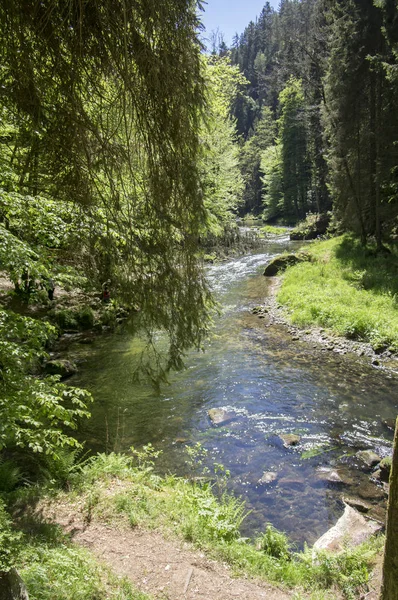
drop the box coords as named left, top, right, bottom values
left=48, top=448, right=382, bottom=599
left=277, top=234, right=398, bottom=352
left=0, top=445, right=383, bottom=600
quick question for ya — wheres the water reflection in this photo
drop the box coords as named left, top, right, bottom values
left=71, top=238, right=397, bottom=545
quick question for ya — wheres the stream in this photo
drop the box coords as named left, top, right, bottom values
left=69, top=235, right=398, bottom=546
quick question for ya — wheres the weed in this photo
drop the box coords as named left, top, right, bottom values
left=257, top=524, right=291, bottom=559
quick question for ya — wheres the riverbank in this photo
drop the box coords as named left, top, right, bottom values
left=256, top=234, right=398, bottom=373
left=7, top=451, right=384, bottom=600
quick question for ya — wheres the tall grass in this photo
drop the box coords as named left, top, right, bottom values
left=278, top=235, right=398, bottom=351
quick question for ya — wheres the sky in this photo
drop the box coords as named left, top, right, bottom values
left=199, top=0, right=280, bottom=48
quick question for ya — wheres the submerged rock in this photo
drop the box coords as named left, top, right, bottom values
left=258, top=471, right=277, bottom=485
left=208, top=408, right=236, bottom=427
left=316, top=467, right=343, bottom=484
left=44, top=359, right=77, bottom=379
left=356, top=450, right=382, bottom=468
left=313, top=504, right=382, bottom=554
left=279, top=433, right=301, bottom=447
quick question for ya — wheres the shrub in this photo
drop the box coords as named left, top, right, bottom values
left=75, top=306, right=95, bottom=330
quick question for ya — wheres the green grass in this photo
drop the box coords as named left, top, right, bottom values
left=277, top=235, right=398, bottom=352
left=21, top=539, right=151, bottom=600
left=50, top=449, right=382, bottom=599
left=261, top=224, right=290, bottom=236
left=1, top=447, right=384, bottom=600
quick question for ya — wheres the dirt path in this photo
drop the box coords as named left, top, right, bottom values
left=42, top=502, right=295, bottom=600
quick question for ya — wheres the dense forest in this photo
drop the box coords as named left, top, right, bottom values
left=0, top=1, right=398, bottom=599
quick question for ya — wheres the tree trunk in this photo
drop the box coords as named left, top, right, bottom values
left=0, top=569, right=29, bottom=600
left=381, top=417, right=398, bottom=600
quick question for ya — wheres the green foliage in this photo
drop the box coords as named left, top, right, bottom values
left=260, top=144, right=283, bottom=220
left=0, top=0, right=215, bottom=381
left=0, top=457, right=23, bottom=493
left=260, top=225, right=289, bottom=235
left=0, top=499, right=22, bottom=572
left=200, top=56, right=245, bottom=236
left=49, top=309, right=78, bottom=330
left=278, top=235, right=398, bottom=351
left=75, top=307, right=95, bottom=330
left=278, top=77, right=310, bottom=220
left=0, top=309, right=92, bottom=457
left=257, top=524, right=291, bottom=560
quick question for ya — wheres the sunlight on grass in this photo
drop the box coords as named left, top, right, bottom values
left=278, top=235, right=398, bottom=351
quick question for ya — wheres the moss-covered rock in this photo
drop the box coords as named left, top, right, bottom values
left=263, top=254, right=307, bottom=276
left=45, top=359, right=77, bottom=379
left=290, top=213, right=330, bottom=241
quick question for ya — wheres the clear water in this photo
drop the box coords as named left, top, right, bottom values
left=69, top=236, right=398, bottom=545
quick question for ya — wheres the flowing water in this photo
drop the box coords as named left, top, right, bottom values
left=69, top=236, right=398, bottom=546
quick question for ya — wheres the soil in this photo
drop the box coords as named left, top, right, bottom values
left=38, top=498, right=297, bottom=600
left=34, top=493, right=385, bottom=600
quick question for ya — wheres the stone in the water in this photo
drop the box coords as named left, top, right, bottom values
left=278, top=476, right=306, bottom=490
left=258, top=471, right=277, bottom=485
left=313, top=504, right=382, bottom=554
left=356, top=450, right=381, bottom=468
left=379, top=456, right=392, bottom=483
left=343, top=496, right=371, bottom=513
left=263, top=253, right=307, bottom=276
left=357, top=481, right=386, bottom=501
left=280, top=433, right=300, bottom=447
left=208, top=408, right=236, bottom=427
left=44, top=359, right=77, bottom=379
left=316, top=467, right=343, bottom=484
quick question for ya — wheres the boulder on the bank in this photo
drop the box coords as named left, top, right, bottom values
left=290, top=213, right=331, bottom=241
left=313, top=504, right=382, bottom=554
left=263, top=254, right=303, bottom=276
left=0, top=568, right=29, bottom=600
left=208, top=408, right=236, bottom=427
left=356, top=450, right=381, bottom=468
left=45, top=359, right=77, bottom=379
left=279, top=433, right=301, bottom=447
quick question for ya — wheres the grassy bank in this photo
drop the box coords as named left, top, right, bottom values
left=2, top=447, right=383, bottom=600
left=277, top=235, right=398, bottom=352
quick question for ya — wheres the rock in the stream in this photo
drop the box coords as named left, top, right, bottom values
left=0, top=568, right=29, bottom=600
left=258, top=471, right=278, bottom=485
left=379, top=456, right=392, bottom=483
left=313, top=504, right=382, bottom=554
left=316, top=467, right=343, bottom=484
left=356, top=450, right=382, bottom=468
left=208, top=408, right=236, bottom=427
left=45, top=359, right=77, bottom=379
left=343, top=496, right=372, bottom=514
left=279, top=433, right=301, bottom=447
